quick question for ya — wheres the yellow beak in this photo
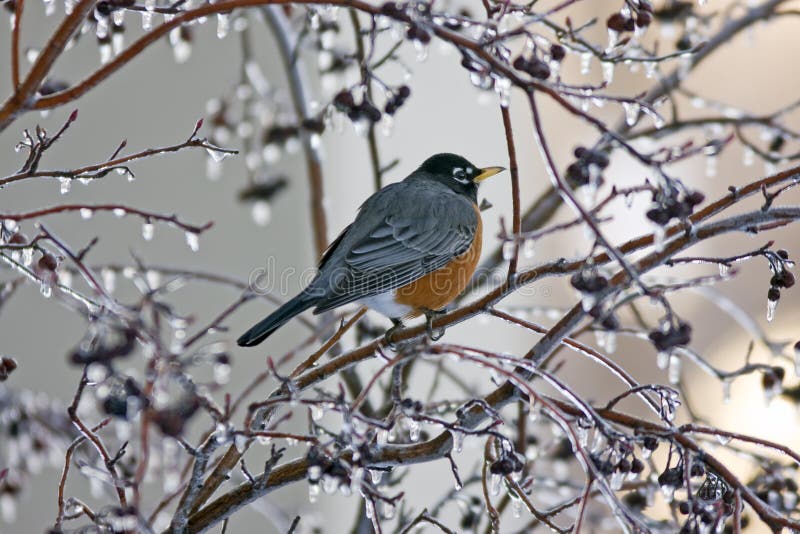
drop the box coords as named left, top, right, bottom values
left=473, top=166, right=506, bottom=183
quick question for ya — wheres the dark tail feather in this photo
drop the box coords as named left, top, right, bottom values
left=237, top=293, right=315, bottom=347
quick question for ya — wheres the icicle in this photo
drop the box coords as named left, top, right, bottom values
left=721, top=378, right=732, bottom=404
left=80, top=208, right=93, bottom=219
left=661, top=484, right=675, bottom=502
left=101, top=268, right=116, bottom=292
left=113, top=10, right=124, bottom=25
left=169, top=28, right=191, bottom=63
left=622, top=102, right=640, bottom=126
left=653, top=224, right=666, bottom=252
left=668, top=354, right=681, bottom=384
left=742, top=146, right=755, bottom=166
left=718, top=263, right=730, bottom=277
left=213, top=362, right=230, bottom=384
left=610, top=470, right=624, bottom=490
left=364, top=499, right=374, bottom=519
left=308, top=483, right=320, bottom=503
left=22, top=248, right=33, bottom=266
left=407, top=419, right=420, bottom=442
left=452, top=431, right=464, bottom=453
left=142, top=222, right=154, bottom=241
left=43, top=0, right=56, bottom=16
left=767, top=298, right=778, bottom=322
left=323, top=475, right=338, bottom=494
left=251, top=201, right=271, bottom=226
left=794, top=342, right=800, bottom=376
left=40, top=280, right=53, bottom=298
left=715, top=433, right=731, bottom=446
left=185, top=232, right=199, bottom=252
left=495, top=77, right=511, bottom=108
left=522, top=239, right=535, bottom=259
left=528, top=395, right=538, bottom=421
left=310, top=404, right=325, bottom=422
left=502, top=240, right=515, bottom=261
left=216, top=13, right=229, bottom=39
left=602, top=62, right=614, bottom=84
left=705, top=154, right=718, bottom=177
left=382, top=501, right=396, bottom=520
left=369, top=469, right=382, bottom=484
left=580, top=52, right=592, bottom=75
left=645, top=61, right=657, bottom=79
left=380, top=115, right=394, bottom=137
left=141, top=0, right=155, bottom=30
left=490, top=473, right=502, bottom=496
left=414, top=40, right=428, bottom=62
left=511, top=493, right=523, bottom=517
left=59, top=177, right=71, bottom=194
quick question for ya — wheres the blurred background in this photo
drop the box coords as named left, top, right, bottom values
left=1, top=0, right=799, bottom=531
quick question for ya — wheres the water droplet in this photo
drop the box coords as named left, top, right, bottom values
left=251, top=201, right=271, bottom=226
left=59, top=177, right=71, bottom=194
left=311, top=404, right=325, bottom=422
left=112, top=9, right=124, bottom=25
left=112, top=208, right=125, bottom=217
left=656, top=351, right=669, bottom=370
left=185, top=232, right=199, bottom=252
left=80, top=208, right=93, bottom=219
left=142, top=222, right=154, bottom=241
left=382, top=501, right=395, bottom=520
left=645, top=61, right=657, bottom=79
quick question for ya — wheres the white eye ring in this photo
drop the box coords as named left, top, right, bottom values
left=452, top=167, right=470, bottom=183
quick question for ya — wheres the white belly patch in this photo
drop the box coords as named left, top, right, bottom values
left=359, top=291, right=413, bottom=320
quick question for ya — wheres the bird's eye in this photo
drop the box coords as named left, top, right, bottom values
left=452, top=168, right=467, bottom=182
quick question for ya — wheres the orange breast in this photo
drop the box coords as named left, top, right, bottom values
left=395, top=205, right=482, bottom=318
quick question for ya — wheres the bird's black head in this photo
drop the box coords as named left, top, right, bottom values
left=414, top=153, right=504, bottom=202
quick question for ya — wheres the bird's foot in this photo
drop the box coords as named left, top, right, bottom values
left=383, top=319, right=405, bottom=350
left=422, top=308, right=447, bottom=341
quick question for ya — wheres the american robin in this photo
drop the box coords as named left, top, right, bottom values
left=237, top=153, right=504, bottom=347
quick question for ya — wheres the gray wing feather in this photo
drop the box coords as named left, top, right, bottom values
left=312, top=181, right=477, bottom=313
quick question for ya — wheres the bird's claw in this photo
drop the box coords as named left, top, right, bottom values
left=423, top=308, right=446, bottom=341
left=383, top=319, right=404, bottom=350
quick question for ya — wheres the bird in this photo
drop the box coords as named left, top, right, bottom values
left=237, top=153, right=505, bottom=347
